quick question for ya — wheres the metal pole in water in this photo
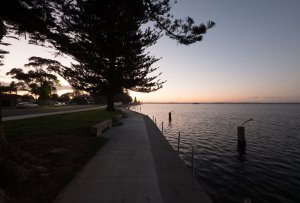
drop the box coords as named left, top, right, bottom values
left=169, top=112, right=172, bottom=122
left=177, top=132, right=181, bottom=152
left=161, top=122, right=164, bottom=134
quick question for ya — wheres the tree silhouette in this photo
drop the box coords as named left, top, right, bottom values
left=1, top=1, right=215, bottom=111
left=115, top=90, right=133, bottom=105
left=9, top=81, right=18, bottom=94
left=58, top=92, right=73, bottom=103
left=6, top=67, right=60, bottom=103
left=0, top=83, right=17, bottom=94
left=27, top=0, right=215, bottom=111
left=0, top=0, right=60, bottom=65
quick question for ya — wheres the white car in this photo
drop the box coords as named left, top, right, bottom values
left=16, top=102, right=39, bottom=108
left=53, top=102, right=64, bottom=107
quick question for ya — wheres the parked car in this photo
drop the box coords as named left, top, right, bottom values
left=53, top=102, right=65, bottom=107
left=16, top=102, right=39, bottom=108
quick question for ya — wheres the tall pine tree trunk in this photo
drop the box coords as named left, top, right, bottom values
left=106, top=90, right=115, bottom=111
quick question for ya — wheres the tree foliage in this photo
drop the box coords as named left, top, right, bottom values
left=6, top=67, right=60, bottom=101
left=58, top=92, right=73, bottom=102
left=144, top=0, right=215, bottom=45
left=0, top=82, right=17, bottom=94
left=23, top=0, right=214, bottom=110
left=1, top=0, right=215, bottom=111
left=0, top=0, right=61, bottom=65
left=46, top=0, right=163, bottom=110
left=115, top=90, right=133, bottom=105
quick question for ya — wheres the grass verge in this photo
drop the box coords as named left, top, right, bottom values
left=1, top=109, right=120, bottom=203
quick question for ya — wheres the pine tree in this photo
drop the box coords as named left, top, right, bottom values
left=36, top=0, right=214, bottom=111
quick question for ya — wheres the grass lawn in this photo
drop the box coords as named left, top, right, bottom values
left=2, top=109, right=121, bottom=203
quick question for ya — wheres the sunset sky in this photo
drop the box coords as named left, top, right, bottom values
left=1, top=0, right=300, bottom=103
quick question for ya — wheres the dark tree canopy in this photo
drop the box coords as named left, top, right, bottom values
left=1, top=0, right=215, bottom=111
left=144, top=0, right=215, bottom=45
left=0, top=0, right=61, bottom=65
left=25, top=0, right=214, bottom=110
left=0, top=0, right=214, bottom=64
left=0, top=0, right=215, bottom=43
left=6, top=66, right=60, bottom=102
left=47, top=0, right=163, bottom=110
left=114, top=90, right=133, bottom=105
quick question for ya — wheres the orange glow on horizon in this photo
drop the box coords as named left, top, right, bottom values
left=129, top=91, right=300, bottom=103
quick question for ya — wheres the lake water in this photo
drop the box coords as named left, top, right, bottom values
left=133, top=104, right=300, bottom=203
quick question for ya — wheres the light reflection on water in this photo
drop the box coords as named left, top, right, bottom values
left=134, top=104, right=300, bottom=203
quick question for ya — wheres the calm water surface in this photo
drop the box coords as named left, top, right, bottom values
left=134, top=104, right=300, bottom=203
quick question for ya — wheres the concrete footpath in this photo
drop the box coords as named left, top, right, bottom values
left=54, top=110, right=213, bottom=203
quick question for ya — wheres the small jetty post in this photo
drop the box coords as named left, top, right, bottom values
left=155, top=118, right=156, bottom=125
left=169, top=112, right=172, bottom=122
left=237, top=126, right=246, bottom=147
left=237, top=118, right=253, bottom=149
left=162, top=122, right=164, bottom=134
left=177, top=132, right=181, bottom=152
left=152, top=116, right=154, bottom=121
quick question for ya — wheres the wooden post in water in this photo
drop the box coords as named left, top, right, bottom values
left=169, top=112, right=172, bottom=122
left=161, top=122, right=164, bottom=134
left=237, top=118, right=253, bottom=150
left=155, top=118, right=156, bottom=125
left=177, top=132, right=181, bottom=152
left=237, top=126, right=246, bottom=148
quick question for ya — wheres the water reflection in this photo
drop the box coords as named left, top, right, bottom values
left=237, top=142, right=246, bottom=156
left=138, top=103, right=300, bottom=203
left=237, top=148, right=247, bottom=162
